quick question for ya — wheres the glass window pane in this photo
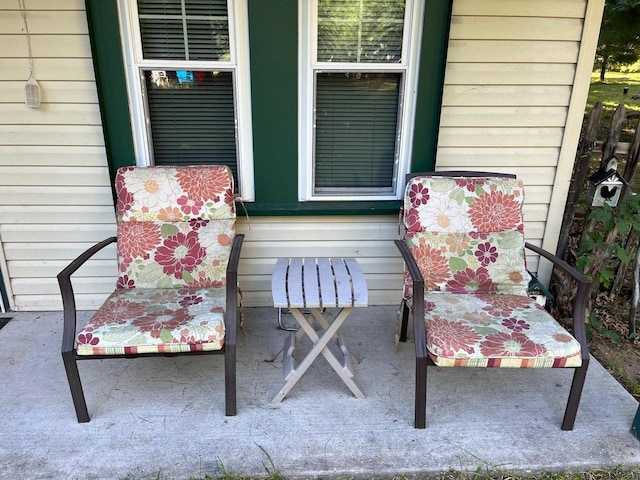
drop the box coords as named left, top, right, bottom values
left=138, top=0, right=230, bottom=61
left=144, top=69, right=238, bottom=181
left=314, top=72, right=401, bottom=192
left=317, top=0, right=405, bottom=63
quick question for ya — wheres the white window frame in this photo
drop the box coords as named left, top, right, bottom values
left=117, top=0, right=255, bottom=201
left=298, top=0, right=424, bottom=202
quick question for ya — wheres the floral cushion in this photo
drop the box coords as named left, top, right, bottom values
left=116, top=165, right=235, bottom=222
left=423, top=292, right=582, bottom=368
left=115, top=165, right=236, bottom=289
left=403, top=175, right=525, bottom=234
left=403, top=230, right=530, bottom=298
left=117, top=219, right=235, bottom=289
left=402, top=175, right=528, bottom=300
left=77, top=287, right=226, bottom=356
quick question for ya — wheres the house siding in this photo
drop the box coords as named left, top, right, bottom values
left=438, top=0, right=603, bottom=284
left=0, top=0, right=116, bottom=310
left=0, top=0, right=604, bottom=310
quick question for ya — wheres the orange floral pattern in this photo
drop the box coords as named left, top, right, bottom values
left=468, top=190, right=523, bottom=232
left=424, top=292, right=582, bottom=368
left=402, top=176, right=529, bottom=299
left=115, top=166, right=236, bottom=289
left=76, top=287, right=226, bottom=355
left=76, top=166, right=237, bottom=356
left=399, top=175, right=582, bottom=369
left=403, top=176, right=525, bottom=234
left=404, top=230, right=529, bottom=298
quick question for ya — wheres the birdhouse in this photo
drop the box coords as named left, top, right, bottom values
left=586, top=157, right=628, bottom=207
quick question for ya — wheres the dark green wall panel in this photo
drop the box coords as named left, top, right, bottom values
left=87, top=0, right=451, bottom=216
left=85, top=0, right=135, bottom=196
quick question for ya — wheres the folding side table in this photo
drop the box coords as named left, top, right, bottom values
left=271, top=257, right=368, bottom=404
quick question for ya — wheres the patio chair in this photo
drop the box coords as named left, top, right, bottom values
left=395, top=171, right=591, bottom=429
left=58, top=165, right=244, bottom=422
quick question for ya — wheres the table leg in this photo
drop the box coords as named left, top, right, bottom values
left=271, top=307, right=364, bottom=404
left=309, top=308, right=359, bottom=365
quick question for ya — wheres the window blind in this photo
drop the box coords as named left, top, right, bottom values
left=314, top=72, right=401, bottom=192
left=317, top=0, right=405, bottom=63
left=138, top=0, right=230, bottom=61
left=144, top=70, right=238, bottom=180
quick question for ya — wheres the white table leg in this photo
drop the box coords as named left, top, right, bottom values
left=271, top=307, right=364, bottom=404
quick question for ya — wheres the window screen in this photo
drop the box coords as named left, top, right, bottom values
left=144, top=70, right=238, bottom=180
left=314, top=72, right=401, bottom=193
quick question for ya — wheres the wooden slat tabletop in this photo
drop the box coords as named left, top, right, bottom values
left=271, top=257, right=368, bottom=309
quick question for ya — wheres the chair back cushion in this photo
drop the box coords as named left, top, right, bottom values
left=115, top=165, right=236, bottom=289
left=402, top=175, right=529, bottom=297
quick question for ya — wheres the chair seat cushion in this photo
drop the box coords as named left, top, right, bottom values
left=423, top=292, right=582, bottom=368
left=77, top=287, right=226, bottom=356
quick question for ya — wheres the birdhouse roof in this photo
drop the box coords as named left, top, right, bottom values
left=588, top=167, right=628, bottom=185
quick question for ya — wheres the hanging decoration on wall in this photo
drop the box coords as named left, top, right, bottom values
left=19, top=0, right=41, bottom=108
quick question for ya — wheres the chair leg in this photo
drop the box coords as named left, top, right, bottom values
left=62, top=351, right=90, bottom=423
left=399, top=301, right=410, bottom=342
left=561, top=358, right=589, bottom=430
left=414, top=355, right=428, bottom=429
left=224, top=344, right=237, bottom=416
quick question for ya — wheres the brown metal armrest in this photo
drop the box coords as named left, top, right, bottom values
left=394, top=239, right=427, bottom=358
left=57, top=237, right=117, bottom=355
left=525, top=242, right=591, bottom=357
left=224, top=234, right=244, bottom=346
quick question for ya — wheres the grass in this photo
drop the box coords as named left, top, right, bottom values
left=587, top=71, right=640, bottom=141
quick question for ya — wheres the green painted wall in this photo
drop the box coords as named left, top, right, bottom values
left=85, top=0, right=136, bottom=198
left=85, top=0, right=451, bottom=215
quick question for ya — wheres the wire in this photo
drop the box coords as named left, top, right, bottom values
left=18, top=0, right=34, bottom=77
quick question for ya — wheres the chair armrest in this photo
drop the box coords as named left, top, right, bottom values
left=394, top=239, right=427, bottom=358
left=525, top=242, right=591, bottom=357
left=224, top=234, right=244, bottom=346
left=58, top=237, right=117, bottom=355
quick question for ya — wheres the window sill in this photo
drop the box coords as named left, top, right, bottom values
left=242, top=200, right=401, bottom=216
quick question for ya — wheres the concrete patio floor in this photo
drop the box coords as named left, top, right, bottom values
left=0, top=306, right=638, bottom=480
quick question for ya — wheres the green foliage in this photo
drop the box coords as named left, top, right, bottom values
left=586, top=309, right=621, bottom=343
left=577, top=193, right=640, bottom=289
left=596, top=0, right=640, bottom=79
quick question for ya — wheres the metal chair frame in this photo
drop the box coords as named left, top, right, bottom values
left=58, top=234, right=244, bottom=423
left=395, top=171, right=591, bottom=429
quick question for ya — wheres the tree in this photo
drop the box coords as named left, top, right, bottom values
left=596, top=0, right=640, bottom=81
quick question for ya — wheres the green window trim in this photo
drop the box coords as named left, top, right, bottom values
left=85, top=0, right=451, bottom=216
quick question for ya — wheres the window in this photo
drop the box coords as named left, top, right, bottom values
left=118, top=0, right=254, bottom=200
left=299, top=0, right=424, bottom=201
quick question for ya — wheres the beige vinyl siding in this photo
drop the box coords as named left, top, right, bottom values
left=0, top=0, right=116, bottom=311
left=436, top=0, right=603, bottom=283
left=0, top=0, right=604, bottom=310
left=236, top=217, right=402, bottom=307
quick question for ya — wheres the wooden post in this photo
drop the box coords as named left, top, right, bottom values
left=630, top=244, right=639, bottom=337
left=579, top=104, right=626, bottom=295
left=557, top=102, right=602, bottom=258
left=601, top=103, right=626, bottom=165
left=609, top=115, right=640, bottom=297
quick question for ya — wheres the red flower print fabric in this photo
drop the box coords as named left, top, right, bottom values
left=76, top=287, right=227, bottom=355
left=401, top=175, right=530, bottom=300
left=404, top=230, right=529, bottom=297
left=423, top=292, right=582, bottom=368
left=114, top=166, right=236, bottom=289
left=399, top=175, right=582, bottom=369
left=402, top=176, right=525, bottom=234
